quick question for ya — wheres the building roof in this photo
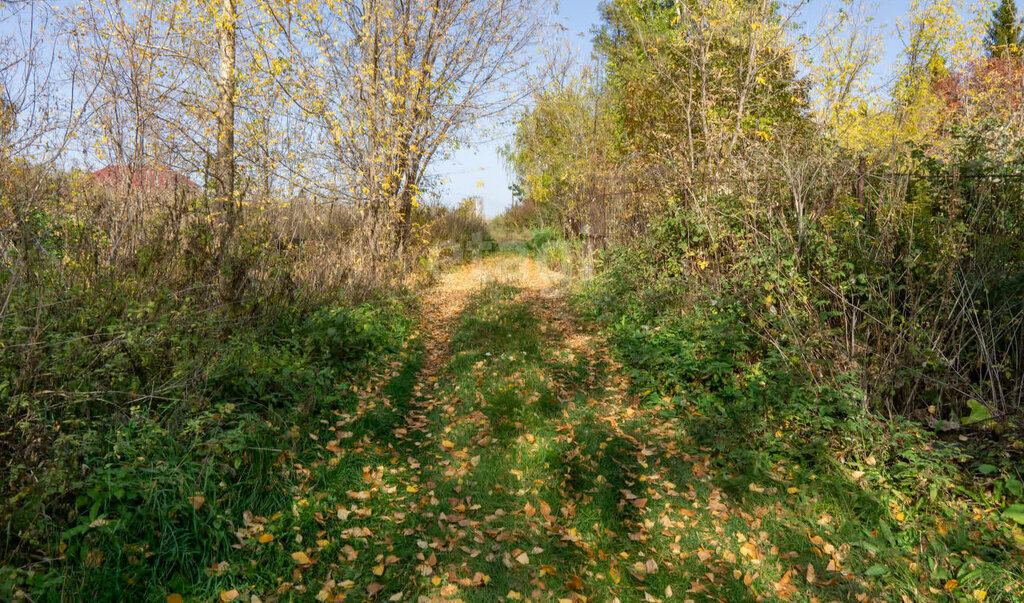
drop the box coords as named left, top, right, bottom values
left=91, top=164, right=199, bottom=191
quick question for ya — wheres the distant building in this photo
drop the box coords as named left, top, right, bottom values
left=91, top=164, right=199, bottom=194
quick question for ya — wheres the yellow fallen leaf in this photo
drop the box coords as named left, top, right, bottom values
left=740, top=542, right=759, bottom=560
left=291, top=551, right=312, bottom=565
left=507, top=591, right=522, bottom=600
left=219, top=589, right=239, bottom=602
left=406, top=485, right=418, bottom=493
left=258, top=533, right=274, bottom=544
left=373, top=563, right=385, bottom=576
left=973, top=590, right=987, bottom=601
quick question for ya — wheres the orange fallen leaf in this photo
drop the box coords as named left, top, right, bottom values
left=219, top=589, right=239, bottom=602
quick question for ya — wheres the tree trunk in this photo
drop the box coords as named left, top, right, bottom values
left=215, top=0, right=239, bottom=299
left=215, top=0, right=237, bottom=231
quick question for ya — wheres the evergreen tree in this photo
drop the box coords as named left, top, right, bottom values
left=985, top=0, right=1022, bottom=56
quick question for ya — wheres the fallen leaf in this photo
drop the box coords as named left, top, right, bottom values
left=220, top=590, right=239, bottom=602
left=291, top=551, right=312, bottom=565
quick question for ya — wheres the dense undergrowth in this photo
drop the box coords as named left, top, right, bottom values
left=0, top=167, right=447, bottom=598
left=565, top=218, right=1024, bottom=599
left=0, top=269, right=417, bottom=598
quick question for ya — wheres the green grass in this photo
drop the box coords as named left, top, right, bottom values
left=0, top=288, right=419, bottom=600
left=5, top=257, right=1024, bottom=601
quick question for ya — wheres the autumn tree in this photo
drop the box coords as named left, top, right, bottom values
left=595, top=0, right=810, bottom=185
left=270, top=0, right=549, bottom=273
left=502, top=67, right=628, bottom=237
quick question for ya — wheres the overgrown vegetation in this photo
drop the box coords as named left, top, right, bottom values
left=4, top=0, right=1024, bottom=599
left=0, top=167, right=423, bottom=598
left=499, top=0, right=1024, bottom=596
left=1, top=0, right=535, bottom=594
left=504, top=0, right=1024, bottom=449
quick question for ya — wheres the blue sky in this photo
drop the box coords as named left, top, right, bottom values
left=436, top=0, right=990, bottom=217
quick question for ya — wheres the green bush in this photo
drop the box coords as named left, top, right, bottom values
left=0, top=251, right=415, bottom=599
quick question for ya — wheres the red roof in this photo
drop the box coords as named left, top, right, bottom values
left=91, top=164, right=199, bottom=191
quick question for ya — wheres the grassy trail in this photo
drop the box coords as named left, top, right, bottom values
left=187, top=254, right=1020, bottom=603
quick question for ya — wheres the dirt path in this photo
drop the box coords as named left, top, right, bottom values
left=370, top=255, right=747, bottom=602
left=232, top=254, right=943, bottom=603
